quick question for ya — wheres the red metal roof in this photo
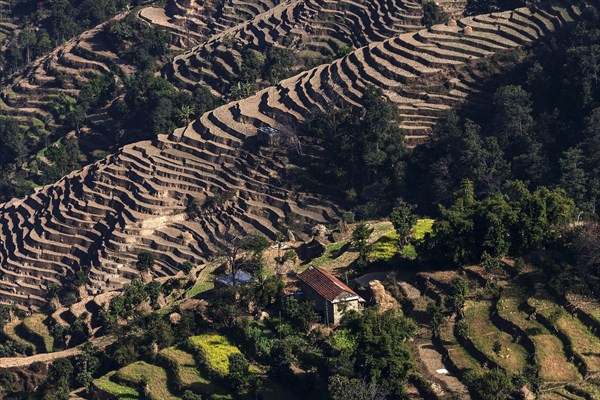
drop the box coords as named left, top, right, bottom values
left=297, top=266, right=364, bottom=303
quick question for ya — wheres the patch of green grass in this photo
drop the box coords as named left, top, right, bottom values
left=188, top=334, right=242, bottom=376
left=22, top=313, right=54, bottom=352
left=373, top=219, right=435, bottom=260
left=3, top=320, right=36, bottom=353
left=37, top=147, right=48, bottom=158
left=311, top=241, right=349, bottom=267
left=114, top=361, right=179, bottom=400
left=401, top=244, right=417, bottom=258
left=529, top=297, right=600, bottom=373
left=372, top=231, right=399, bottom=262
left=333, top=329, right=357, bottom=351
left=413, top=219, right=434, bottom=240
left=401, top=219, right=434, bottom=258
left=186, top=281, right=214, bottom=298
left=93, top=371, right=140, bottom=399
left=188, top=334, right=259, bottom=377
left=160, top=346, right=230, bottom=395
left=497, top=289, right=581, bottom=382
left=463, top=301, right=527, bottom=374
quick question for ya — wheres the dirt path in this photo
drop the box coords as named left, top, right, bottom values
left=416, top=340, right=471, bottom=399
left=0, top=336, right=114, bottom=369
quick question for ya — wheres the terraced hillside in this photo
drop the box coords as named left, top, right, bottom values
left=403, top=261, right=600, bottom=399
left=0, top=2, right=584, bottom=311
left=0, top=0, right=432, bottom=180
left=165, top=0, right=428, bottom=97
left=139, top=0, right=286, bottom=50
left=0, top=0, right=17, bottom=50
left=0, top=12, right=130, bottom=132
left=90, top=334, right=269, bottom=399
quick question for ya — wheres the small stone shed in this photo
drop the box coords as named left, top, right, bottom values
left=257, top=126, right=282, bottom=146
left=297, top=266, right=364, bottom=325
left=214, top=270, right=255, bottom=289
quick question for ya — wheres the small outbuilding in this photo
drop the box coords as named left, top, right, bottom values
left=257, top=126, right=282, bottom=147
left=297, top=266, right=364, bottom=325
left=214, top=270, right=255, bottom=289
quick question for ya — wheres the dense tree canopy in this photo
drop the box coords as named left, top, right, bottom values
left=406, top=9, right=600, bottom=215
left=302, top=87, right=406, bottom=218
left=421, top=1, right=448, bottom=28
left=340, top=308, right=416, bottom=397
left=418, top=180, right=575, bottom=266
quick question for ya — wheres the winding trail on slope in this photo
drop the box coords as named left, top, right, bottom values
left=0, top=336, right=114, bottom=369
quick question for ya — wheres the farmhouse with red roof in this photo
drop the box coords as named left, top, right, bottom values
left=297, top=266, right=365, bottom=324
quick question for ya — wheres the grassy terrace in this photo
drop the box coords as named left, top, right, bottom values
left=22, top=313, right=54, bottom=352
left=573, top=381, right=600, bottom=399
left=528, top=296, right=600, bottom=374
left=160, top=347, right=208, bottom=386
left=311, top=241, right=349, bottom=267
left=307, top=219, right=435, bottom=269
left=463, top=300, right=528, bottom=373
left=371, top=230, right=399, bottom=261
left=566, top=293, right=600, bottom=328
left=3, top=320, right=36, bottom=353
left=438, top=316, right=481, bottom=375
left=185, top=281, right=214, bottom=298
left=496, top=288, right=581, bottom=382
left=93, top=371, right=140, bottom=399
left=401, top=218, right=434, bottom=258
left=114, top=361, right=179, bottom=400
left=371, top=218, right=435, bottom=261
left=159, top=346, right=227, bottom=394
left=188, top=334, right=259, bottom=377
left=552, top=5, right=579, bottom=22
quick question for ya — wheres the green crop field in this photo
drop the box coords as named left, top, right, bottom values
left=497, top=289, right=581, bottom=382
left=188, top=334, right=260, bottom=377
left=93, top=371, right=140, bottom=399
left=463, top=300, right=528, bottom=373
left=372, top=231, right=399, bottom=261
left=160, top=346, right=231, bottom=395
left=22, top=313, right=54, bottom=352
left=529, top=296, right=600, bottom=374
left=402, top=218, right=435, bottom=258
left=188, top=334, right=242, bottom=376
left=115, top=361, right=179, bottom=400
left=311, top=241, right=349, bottom=267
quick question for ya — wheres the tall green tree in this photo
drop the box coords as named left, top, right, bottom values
left=352, top=223, right=374, bottom=268
left=136, top=251, right=155, bottom=273
left=342, top=308, right=416, bottom=396
left=421, top=1, right=449, bottom=28
left=559, top=147, right=588, bottom=205
left=389, top=199, right=417, bottom=246
left=445, top=277, right=469, bottom=317
left=418, top=180, right=575, bottom=266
